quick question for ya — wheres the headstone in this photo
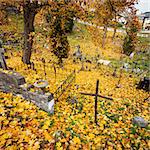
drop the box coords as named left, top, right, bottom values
left=132, top=116, right=148, bottom=128
left=48, top=99, right=54, bottom=114
left=0, top=70, right=54, bottom=113
left=137, top=77, right=150, bottom=91
left=0, top=71, right=26, bottom=90
left=73, top=45, right=82, bottom=61
left=129, top=52, right=134, bottom=59
left=22, top=91, right=54, bottom=113
left=133, top=68, right=141, bottom=74
left=0, top=71, right=25, bottom=93
left=0, top=47, right=7, bottom=70
left=123, top=63, right=130, bottom=72
left=12, top=72, right=26, bottom=86
left=97, top=59, right=111, bottom=66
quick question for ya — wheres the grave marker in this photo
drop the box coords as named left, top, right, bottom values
left=0, top=47, right=7, bottom=70
left=80, top=80, right=113, bottom=125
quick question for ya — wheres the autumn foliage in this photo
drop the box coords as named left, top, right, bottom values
left=0, top=0, right=149, bottom=149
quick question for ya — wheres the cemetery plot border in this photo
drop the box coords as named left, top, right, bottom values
left=0, top=69, right=75, bottom=113
left=54, top=70, right=76, bottom=101
left=13, top=62, right=73, bottom=77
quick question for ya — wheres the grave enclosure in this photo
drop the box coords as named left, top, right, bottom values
left=0, top=42, right=76, bottom=113
left=0, top=69, right=76, bottom=113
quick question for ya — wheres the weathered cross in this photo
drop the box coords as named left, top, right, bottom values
left=0, top=47, right=7, bottom=70
left=80, top=80, right=113, bottom=125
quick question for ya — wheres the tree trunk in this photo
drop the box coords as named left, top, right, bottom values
left=22, top=3, right=37, bottom=64
left=102, top=24, right=108, bottom=48
left=112, top=27, right=116, bottom=41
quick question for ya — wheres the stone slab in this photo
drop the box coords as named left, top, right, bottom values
left=0, top=71, right=25, bottom=88
left=0, top=71, right=54, bottom=113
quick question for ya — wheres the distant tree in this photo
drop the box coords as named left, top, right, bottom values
left=43, top=1, right=84, bottom=66
left=88, top=0, right=138, bottom=48
left=123, top=8, right=141, bottom=55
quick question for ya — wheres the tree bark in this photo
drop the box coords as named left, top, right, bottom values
left=102, top=24, right=108, bottom=48
left=112, top=27, right=116, bottom=41
left=22, top=2, right=37, bottom=64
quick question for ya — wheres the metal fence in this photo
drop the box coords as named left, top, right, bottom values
left=13, top=61, right=73, bottom=77
left=13, top=62, right=76, bottom=101
left=53, top=69, right=76, bottom=101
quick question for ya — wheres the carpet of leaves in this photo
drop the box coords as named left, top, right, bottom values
left=0, top=60, right=149, bottom=149
left=0, top=17, right=149, bottom=150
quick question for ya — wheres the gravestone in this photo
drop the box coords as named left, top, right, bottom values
left=123, top=63, right=131, bottom=72
left=132, top=116, right=148, bottom=128
left=0, top=71, right=26, bottom=86
left=133, top=68, right=141, bottom=74
left=0, top=41, right=7, bottom=70
left=73, top=45, right=82, bottom=61
left=97, top=59, right=111, bottom=66
left=137, top=77, right=150, bottom=91
left=129, top=52, right=134, bottom=59
left=0, top=70, right=54, bottom=113
left=0, top=71, right=26, bottom=92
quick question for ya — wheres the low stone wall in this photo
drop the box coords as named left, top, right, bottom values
left=0, top=70, right=54, bottom=113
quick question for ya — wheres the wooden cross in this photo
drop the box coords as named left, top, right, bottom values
left=0, top=48, right=7, bottom=70
left=80, top=80, right=113, bottom=125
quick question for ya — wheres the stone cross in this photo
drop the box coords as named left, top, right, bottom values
left=0, top=48, right=7, bottom=70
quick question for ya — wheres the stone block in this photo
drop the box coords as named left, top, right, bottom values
left=0, top=71, right=25, bottom=88
left=132, top=116, right=148, bottom=128
left=22, top=91, right=54, bottom=113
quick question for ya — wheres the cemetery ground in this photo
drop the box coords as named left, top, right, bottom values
left=0, top=14, right=150, bottom=149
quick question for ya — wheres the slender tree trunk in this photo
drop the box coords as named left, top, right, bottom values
left=102, top=24, right=108, bottom=48
left=112, top=27, right=116, bottom=41
left=22, top=3, right=37, bottom=64
left=142, top=17, right=146, bottom=30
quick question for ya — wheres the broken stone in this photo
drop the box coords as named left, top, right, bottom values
left=34, top=80, right=48, bottom=88
left=133, top=68, right=141, bottom=74
left=0, top=70, right=54, bottom=113
left=137, top=77, right=150, bottom=91
left=11, top=72, right=26, bottom=86
left=48, top=99, right=54, bottom=114
left=22, top=91, right=54, bottom=113
left=129, top=52, right=134, bottom=59
left=0, top=47, right=7, bottom=70
left=132, top=116, right=148, bottom=128
left=97, top=59, right=111, bottom=66
left=0, top=71, right=25, bottom=90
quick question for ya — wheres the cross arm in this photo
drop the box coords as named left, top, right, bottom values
left=80, top=92, right=113, bottom=100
